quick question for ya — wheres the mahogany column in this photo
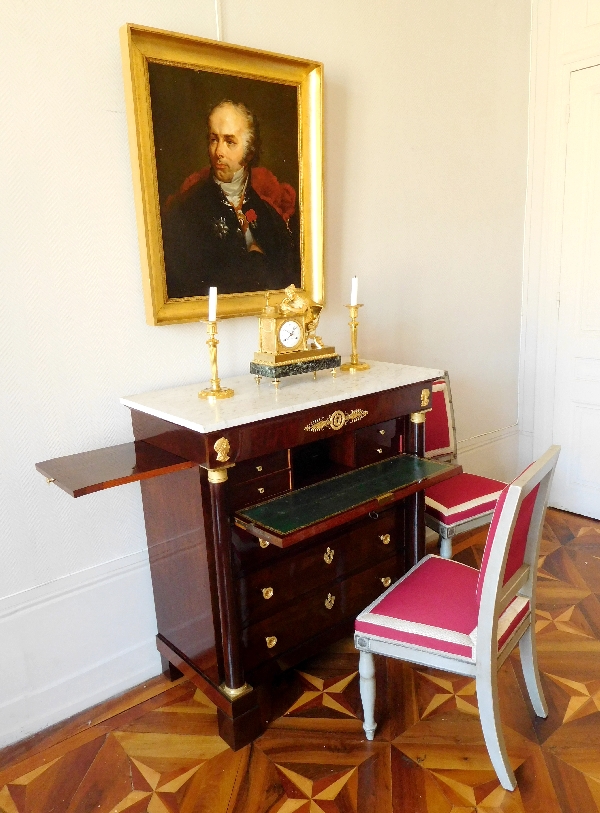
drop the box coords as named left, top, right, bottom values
left=404, top=411, right=427, bottom=569
left=207, top=468, right=248, bottom=696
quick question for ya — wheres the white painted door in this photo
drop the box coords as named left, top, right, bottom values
left=551, top=65, right=600, bottom=519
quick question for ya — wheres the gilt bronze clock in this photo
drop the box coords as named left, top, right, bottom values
left=250, top=286, right=341, bottom=384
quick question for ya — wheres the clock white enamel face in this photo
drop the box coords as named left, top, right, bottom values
left=279, top=319, right=302, bottom=349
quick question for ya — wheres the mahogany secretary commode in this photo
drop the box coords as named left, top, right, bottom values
left=36, top=361, right=460, bottom=749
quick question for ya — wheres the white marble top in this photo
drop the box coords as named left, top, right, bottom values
left=121, top=360, right=444, bottom=434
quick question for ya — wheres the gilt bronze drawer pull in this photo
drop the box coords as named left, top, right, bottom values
left=323, top=547, right=334, bottom=564
left=325, top=593, right=335, bottom=610
left=380, top=533, right=391, bottom=545
left=259, top=538, right=270, bottom=548
left=379, top=429, right=386, bottom=435
left=381, top=577, right=391, bottom=588
left=266, top=636, right=277, bottom=648
left=258, top=487, right=265, bottom=494
left=262, top=587, right=274, bottom=599
left=376, top=448, right=383, bottom=454
left=256, top=465, right=263, bottom=471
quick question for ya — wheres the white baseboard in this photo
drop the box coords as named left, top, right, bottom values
left=457, top=425, right=521, bottom=482
left=0, top=551, right=161, bottom=749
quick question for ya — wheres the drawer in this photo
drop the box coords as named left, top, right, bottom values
left=231, top=525, right=301, bottom=574
left=237, top=509, right=399, bottom=626
left=355, top=420, right=398, bottom=468
left=228, top=450, right=290, bottom=486
left=229, top=469, right=291, bottom=511
left=234, top=504, right=398, bottom=577
left=241, top=555, right=403, bottom=671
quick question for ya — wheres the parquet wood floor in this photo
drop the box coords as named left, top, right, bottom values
left=2, top=508, right=600, bottom=812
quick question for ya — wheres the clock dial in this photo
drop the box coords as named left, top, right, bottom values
left=279, top=320, right=302, bottom=349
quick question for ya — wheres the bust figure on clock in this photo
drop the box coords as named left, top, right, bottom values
left=280, top=284, right=324, bottom=349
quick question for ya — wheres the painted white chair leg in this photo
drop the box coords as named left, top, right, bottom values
left=476, top=664, right=517, bottom=791
left=519, top=624, right=548, bottom=717
left=439, top=533, right=453, bottom=559
left=359, top=650, right=377, bottom=740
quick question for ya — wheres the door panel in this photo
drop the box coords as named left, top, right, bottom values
left=552, top=65, right=600, bottom=518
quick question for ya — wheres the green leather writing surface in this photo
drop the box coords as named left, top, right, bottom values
left=237, top=455, right=454, bottom=536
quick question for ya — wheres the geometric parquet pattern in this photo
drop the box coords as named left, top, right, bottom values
left=2, top=508, right=600, bottom=812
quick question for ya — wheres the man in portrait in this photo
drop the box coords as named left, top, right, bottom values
left=161, top=100, right=300, bottom=298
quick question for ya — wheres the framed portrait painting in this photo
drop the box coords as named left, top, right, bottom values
left=120, top=24, right=324, bottom=325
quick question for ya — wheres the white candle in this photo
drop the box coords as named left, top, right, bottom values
left=208, top=287, right=217, bottom=322
left=350, top=276, right=358, bottom=306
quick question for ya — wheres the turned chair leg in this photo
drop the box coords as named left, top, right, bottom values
left=359, top=650, right=377, bottom=740
left=477, top=663, right=517, bottom=791
left=519, top=623, right=548, bottom=717
left=439, top=529, right=453, bottom=560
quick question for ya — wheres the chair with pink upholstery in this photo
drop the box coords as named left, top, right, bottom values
left=354, top=446, right=560, bottom=791
left=425, top=374, right=506, bottom=559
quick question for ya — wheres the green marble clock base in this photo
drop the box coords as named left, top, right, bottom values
left=250, top=354, right=341, bottom=381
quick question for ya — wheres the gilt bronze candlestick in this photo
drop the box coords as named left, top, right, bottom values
left=340, top=304, right=370, bottom=372
left=198, top=321, right=234, bottom=399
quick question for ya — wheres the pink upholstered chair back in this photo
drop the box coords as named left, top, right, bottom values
left=474, top=447, right=560, bottom=618
left=424, top=374, right=456, bottom=462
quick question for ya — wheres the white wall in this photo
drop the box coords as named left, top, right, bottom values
left=0, top=0, right=531, bottom=746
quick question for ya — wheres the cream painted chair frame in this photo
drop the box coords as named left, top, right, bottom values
left=424, top=372, right=457, bottom=464
left=425, top=506, right=500, bottom=560
left=355, top=446, right=560, bottom=791
left=424, top=373, right=505, bottom=559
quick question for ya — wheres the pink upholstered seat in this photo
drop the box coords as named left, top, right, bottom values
left=355, top=556, right=529, bottom=661
left=424, top=375, right=505, bottom=557
left=425, top=472, right=504, bottom=525
left=355, top=446, right=560, bottom=792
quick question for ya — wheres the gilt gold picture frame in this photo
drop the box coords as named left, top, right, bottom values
left=120, top=24, right=324, bottom=325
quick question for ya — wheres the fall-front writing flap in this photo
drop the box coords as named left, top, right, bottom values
left=235, top=454, right=460, bottom=547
